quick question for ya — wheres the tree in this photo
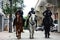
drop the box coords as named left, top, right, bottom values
left=3, top=0, right=24, bottom=15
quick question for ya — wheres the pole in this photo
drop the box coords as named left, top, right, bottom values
left=9, top=0, right=12, bottom=33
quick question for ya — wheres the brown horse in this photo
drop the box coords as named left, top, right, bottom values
left=13, top=12, right=23, bottom=39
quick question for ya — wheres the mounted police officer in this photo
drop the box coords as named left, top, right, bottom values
left=42, top=7, right=54, bottom=38
left=15, top=7, right=25, bottom=32
left=26, top=8, right=37, bottom=27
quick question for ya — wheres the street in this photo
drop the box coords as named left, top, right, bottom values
left=0, top=30, right=60, bottom=40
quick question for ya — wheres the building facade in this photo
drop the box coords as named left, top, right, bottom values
left=35, top=0, right=60, bottom=32
left=0, top=0, right=9, bottom=32
left=35, top=0, right=46, bottom=27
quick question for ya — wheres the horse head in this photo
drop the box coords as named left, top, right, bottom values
left=29, top=14, right=36, bottom=25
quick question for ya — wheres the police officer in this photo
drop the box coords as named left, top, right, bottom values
left=43, top=7, right=52, bottom=17
left=28, top=8, right=35, bottom=16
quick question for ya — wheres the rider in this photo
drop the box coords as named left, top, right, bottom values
left=28, top=8, right=35, bottom=17
left=43, top=7, right=52, bottom=17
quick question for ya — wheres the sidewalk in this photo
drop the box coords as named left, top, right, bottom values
left=0, top=30, right=60, bottom=40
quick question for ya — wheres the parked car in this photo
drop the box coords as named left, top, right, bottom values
left=51, top=20, right=58, bottom=32
left=51, top=23, right=58, bottom=32
left=36, top=26, right=44, bottom=31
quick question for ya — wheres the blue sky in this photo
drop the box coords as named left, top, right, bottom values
left=23, top=0, right=38, bottom=17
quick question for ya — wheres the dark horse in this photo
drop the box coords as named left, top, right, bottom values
left=42, top=16, right=53, bottom=38
left=13, top=12, right=23, bottom=39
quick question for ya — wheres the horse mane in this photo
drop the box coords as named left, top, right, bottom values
left=14, top=15, right=23, bottom=24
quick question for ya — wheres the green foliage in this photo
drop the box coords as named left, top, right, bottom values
left=12, top=6, right=17, bottom=13
left=3, top=3, right=11, bottom=15
left=12, top=0, right=24, bottom=7
left=2, top=0, right=24, bottom=15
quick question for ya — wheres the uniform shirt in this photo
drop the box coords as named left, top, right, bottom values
left=43, top=10, right=52, bottom=17
left=28, top=11, right=35, bottom=17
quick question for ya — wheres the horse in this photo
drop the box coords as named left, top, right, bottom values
left=28, top=14, right=36, bottom=39
left=42, top=16, right=53, bottom=38
left=13, top=13, right=23, bottom=39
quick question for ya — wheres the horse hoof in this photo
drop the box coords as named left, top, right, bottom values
left=30, top=37, right=34, bottom=39
left=22, top=31, right=24, bottom=33
left=29, top=37, right=31, bottom=39
left=17, top=36, right=21, bottom=39
left=32, top=37, right=34, bottom=39
left=16, top=35, right=18, bottom=37
left=17, top=37, right=21, bottom=39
